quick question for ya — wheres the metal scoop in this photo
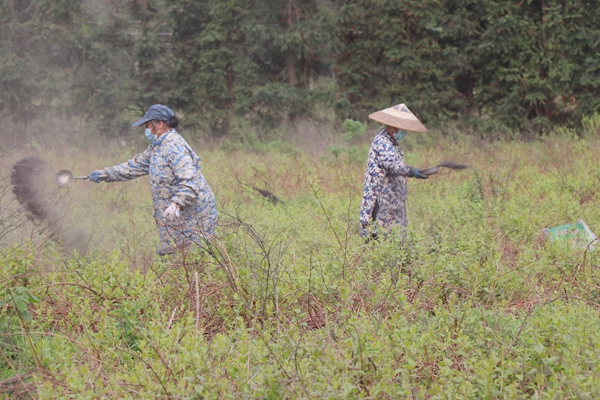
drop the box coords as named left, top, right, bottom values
left=56, top=170, right=106, bottom=186
left=420, top=161, right=468, bottom=176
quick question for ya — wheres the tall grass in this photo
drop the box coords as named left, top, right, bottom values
left=1, top=121, right=600, bottom=398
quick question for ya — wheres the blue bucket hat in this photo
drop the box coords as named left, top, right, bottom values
left=132, top=104, right=175, bottom=127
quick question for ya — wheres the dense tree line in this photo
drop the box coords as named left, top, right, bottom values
left=1, top=0, right=599, bottom=136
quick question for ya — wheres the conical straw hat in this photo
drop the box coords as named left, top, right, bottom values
left=368, top=103, right=427, bottom=132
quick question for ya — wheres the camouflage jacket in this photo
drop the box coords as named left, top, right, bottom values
left=103, top=129, right=218, bottom=251
left=359, top=128, right=412, bottom=237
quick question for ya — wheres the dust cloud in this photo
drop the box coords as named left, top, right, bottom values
left=9, top=156, right=90, bottom=255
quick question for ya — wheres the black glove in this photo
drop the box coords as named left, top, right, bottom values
left=409, top=167, right=428, bottom=179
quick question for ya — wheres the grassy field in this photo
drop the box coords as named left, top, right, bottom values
left=2, top=123, right=600, bottom=398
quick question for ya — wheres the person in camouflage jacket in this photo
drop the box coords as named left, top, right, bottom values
left=88, top=105, right=217, bottom=255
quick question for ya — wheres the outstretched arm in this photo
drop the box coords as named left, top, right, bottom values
left=102, top=149, right=151, bottom=182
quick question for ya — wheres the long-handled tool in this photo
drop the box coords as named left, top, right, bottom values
left=55, top=170, right=106, bottom=186
left=420, top=161, right=468, bottom=176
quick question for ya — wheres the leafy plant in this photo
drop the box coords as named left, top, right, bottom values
left=2, top=82, right=600, bottom=399
left=341, top=119, right=367, bottom=141
left=0, top=286, right=40, bottom=327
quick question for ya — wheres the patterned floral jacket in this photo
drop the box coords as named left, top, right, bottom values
left=359, top=128, right=413, bottom=237
left=103, top=129, right=218, bottom=252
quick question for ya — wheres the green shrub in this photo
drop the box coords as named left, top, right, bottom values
left=1, top=127, right=600, bottom=397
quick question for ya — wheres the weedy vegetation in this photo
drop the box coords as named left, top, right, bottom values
left=1, top=120, right=600, bottom=398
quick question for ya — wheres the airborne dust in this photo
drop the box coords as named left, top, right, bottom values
left=9, top=156, right=90, bottom=255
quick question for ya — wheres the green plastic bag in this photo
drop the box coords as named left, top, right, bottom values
left=543, top=219, right=598, bottom=249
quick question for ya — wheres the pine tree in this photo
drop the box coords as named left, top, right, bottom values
left=0, top=0, right=83, bottom=130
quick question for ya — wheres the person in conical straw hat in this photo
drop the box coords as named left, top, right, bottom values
left=359, top=103, right=428, bottom=240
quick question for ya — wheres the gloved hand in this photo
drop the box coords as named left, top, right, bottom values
left=88, top=170, right=106, bottom=183
left=163, top=202, right=181, bottom=220
left=409, top=167, right=428, bottom=179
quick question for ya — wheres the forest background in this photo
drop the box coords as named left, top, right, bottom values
left=2, top=0, right=600, bottom=142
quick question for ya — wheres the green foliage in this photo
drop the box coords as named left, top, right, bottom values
left=0, top=286, right=40, bottom=326
left=335, top=0, right=600, bottom=130
left=5, top=0, right=599, bottom=139
left=2, top=129, right=600, bottom=396
left=326, top=144, right=367, bottom=164
left=341, top=118, right=367, bottom=141
left=165, top=0, right=339, bottom=135
left=0, top=0, right=83, bottom=129
left=582, top=112, right=600, bottom=136
left=67, top=2, right=139, bottom=134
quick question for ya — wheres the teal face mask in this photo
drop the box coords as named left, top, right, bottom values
left=145, top=128, right=157, bottom=141
left=394, top=129, right=407, bottom=141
